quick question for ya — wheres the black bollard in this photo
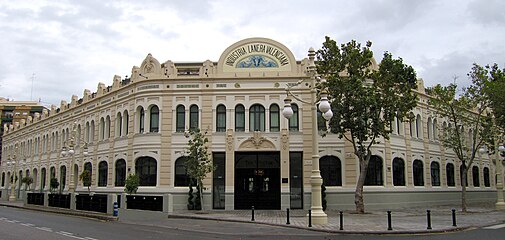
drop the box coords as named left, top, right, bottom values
left=427, top=210, right=432, bottom=230
left=339, top=211, right=344, bottom=230
left=308, top=210, right=312, bottom=227
left=387, top=210, right=393, bottom=230
left=286, top=208, right=290, bottom=225
left=251, top=206, right=255, bottom=221
left=452, top=209, right=457, bottom=227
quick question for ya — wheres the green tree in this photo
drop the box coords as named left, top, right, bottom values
left=316, top=37, right=418, bottom=213
left=185, top=128, right=214, bottom=211
left=21, top=176, right=33, bottom=191
left=79, top=170, right=92, bottom=194
left=124, top=174, right=139, bottom=195
left=428, top=66, right=494, bottom=212
left=50, top=178, right=59, bottom=193
left=480, top=64, right=505, bottom=130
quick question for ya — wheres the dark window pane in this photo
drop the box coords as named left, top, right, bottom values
left=135, top=157, right=157, bottom=186
left=413, top=160, right=424, bottom=186
left=320, top=156, right=342, bottom=186
left=235, top=105, right=245, bottom=132
left=216, top=105, right=226, bottom=132
left=392, top=158, right=405, bottom=186
left=98, top=161, right=108, bottom=187
left=446, top=163, right=455, bottom=186
left=269, top=104, right=280, bottom=132
left=115, top=159, right=126, bottom=187
left=430, top=162, right=440, bottom=186
left=176, top=105, right=185, bottom=132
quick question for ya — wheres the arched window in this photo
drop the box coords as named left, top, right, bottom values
left=41, top=168, right=46, bottom=190
left=90, top=120, right=95, bottom=143
left=413, top=160, right=424, bottom=186
left=32, top=168, right=38, bottom=190
left=216, top=104, right=226, bottom=132
left=416, top=114, right=422, bottom=138
left=235, top=104, right=245, bottom=132
left=150, top=105, right=160, bottom=132
left=365, top=156, right=383, bottom=186
left=483, top=167, right=490, bottom=187
left=98, top=161, right=108, bottom=187
left=106, top=116, right=111, bottom=139
left=446, top=163, right=455, bottom=186
left=269, top=104, right=280, bottom=132
left=189, top=105, right=199, bottom=130
left=117, top=112, right=123, bottom=137
left=84, top=162, right=92, bottom=185
left=50, top=166, right=56, bottom=179
left=115, top=159, right=126, bottom=187
left=100, top=117, right=105, bottom=140
left=123, top=110, right=129, bottom=136
left=174, top=157, right=194, bottom=186
left=176, top=105, right=185, bottom=132
left=472, top=166, right=480, bottom=187
left=409, top=119, right=415, bottom=137
left=138, top=107, right=145, bottom=133
left=430, top=162, right=441, bottom=186
left=392, top=157, right=405, bottom=186
left=433, top=119, right=438, bottom=140
left=60, top=165, right=66, bottom=191
left=460, top=164, right=468, bottom=187
left=319, top=156, right=342, bottom=186
left=289, top=104, right=299, bottom=131
left=135, top=157, right=157, bottom=186
left=427, top=117, right=432, bottom=140
left=1, top=172, right=5, bottom=187
left=249, top=104, right=265, bottom=131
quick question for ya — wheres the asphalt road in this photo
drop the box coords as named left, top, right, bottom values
left=0, top=206, right=503, bottom=240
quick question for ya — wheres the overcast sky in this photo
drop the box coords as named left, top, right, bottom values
left=0, top=0, right=504, bottom=106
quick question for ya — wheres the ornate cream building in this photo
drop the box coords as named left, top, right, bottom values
left=0, top=38, right=500, bottom=211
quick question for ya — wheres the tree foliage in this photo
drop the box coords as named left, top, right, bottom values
left=428, top=65, right=494, bottom=212
left=316, top=36, right=418, bottom=213
left=185, top=128, right=214, bottom=211
left=124, top=174, right=139, bottom=195
left=480, top=64, right=505, bottom=130
left=79, top=170, right=92, bottom=194
left=50, top=177, right=59, bottom=193
left=21, top=176, right=33, bottom=191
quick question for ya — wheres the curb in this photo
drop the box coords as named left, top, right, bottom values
left=167, top=213, right=472, bottom=235
left=0, top=203, right=118, bottom=221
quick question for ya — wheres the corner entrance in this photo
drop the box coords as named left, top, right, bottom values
left=234, top=152, right=280, bottom=210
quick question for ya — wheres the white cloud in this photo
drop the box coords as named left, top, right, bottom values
left=0, top=0, right=503, bottom=105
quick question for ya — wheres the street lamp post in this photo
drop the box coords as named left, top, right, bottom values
left=61, top=122, right=88, bottom=193
left=9, top=146, right=18, bottom=201
left=282, top=47, right=333, bottom=225
left=496, top=145, right=505, bottom=209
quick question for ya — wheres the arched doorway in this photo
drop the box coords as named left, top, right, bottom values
left=234, top=152, right=280, bottom=209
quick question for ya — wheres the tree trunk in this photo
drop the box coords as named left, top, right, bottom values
left=355, top=158, right=368, bottom=213
left=461, top=170, right=467, bottom=212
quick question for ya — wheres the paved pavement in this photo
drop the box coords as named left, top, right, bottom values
left=1, top=200, right=504, bottom=234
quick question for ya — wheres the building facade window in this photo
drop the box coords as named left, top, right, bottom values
left=430, top=162, right=441, bottom=186
left=216, top=104, right=226, bottom=132
left=176, top=105, right=185, bottom=132
left=106, top=116, right=111, bottom=139
left=60, top=165, right=66, bottom=191
left=446, top=163, right=455, bottom=186
left=365, top=155, right=383, bottom=186
left=1, top=172, right=4, bottom=187
left=472, top=166, right=480, bottom=187
left=483, top=167, right=490, bottom=187
left=288, top=104, right=299, bottom=131
left=249, top=104, right=265, bottom=131
left=150, top=105, right=159, bottom=132
left=319, top=156, right=342, bottom=186
left=392, top=157, right=405, bottom=186
left=135, top=157, right=157, bottom=186
left=413, top=160, right=424, bottom=186
left=460, top=165, right=468, bottom=187
left=100, top=117, right=105, bottom=140
left=189, top=105, right=199, bottom=130
left=98, top=161, right=108, bottom=187
left=269, top=104, right=280, bottom=132
left=41, top=168, right=46, bottom=190
left=235, top=104, right=245, bottom=132
left=174, top=157, right=193, bottom=186
left=139, top=107, right=145, bottom=133
left=116, top=112, right=122, bottom=137
left=115, top=159, right=126, bottom=187
left=123, top=110, right=129, bottom=136
left=84, top=162, right=92, bottom=186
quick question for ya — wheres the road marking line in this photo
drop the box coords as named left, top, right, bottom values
left=5, top=220, right=17, bottom=223
left=484, top=223, right=505, bottom=229
left=56, top=231, right=88, bottom=240
left=21, top=223, right=34, bottom=227
left=0, top=217, right=7, bottom=220
left=36, top=226, right=53, bottom=232
left=11, top=220, right=20, bottom=223
left=84, top=237, right=99, bottom=240
left=57, top=231, right=74, bottom=235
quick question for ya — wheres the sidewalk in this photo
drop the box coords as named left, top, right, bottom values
left=1, top=200, right=504, bottom=234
